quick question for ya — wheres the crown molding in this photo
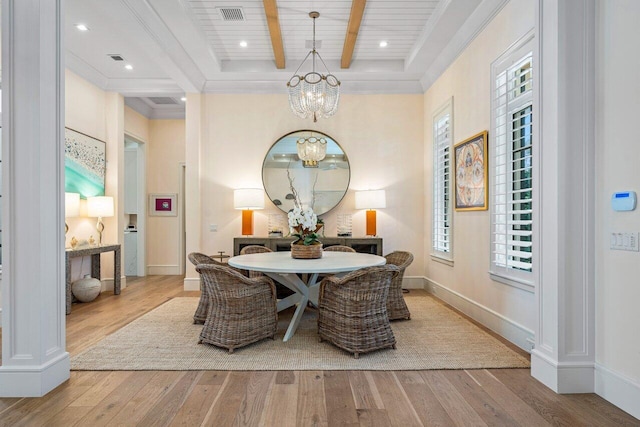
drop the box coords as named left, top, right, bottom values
left=420, top=0, right=509, bottom=91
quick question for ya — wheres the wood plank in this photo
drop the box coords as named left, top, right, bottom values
left=370, top=371, right=423, bottom=427
left=107, top=371, right=185, bottom=426
left=348, top=371, right=384, bottom=410
left=422, top=370, right=488, bottom=427
left=341, top=0, right=367, bottom=68
left=73, top=371, right=157, bottom=426
left=136, top=371, right=201, bottom=426
left=296, top=371, right=328, bottom=427
left=396, top=371, right=454, bottom=427
left=467, top=370, right=551, bottom=427
left=68, top=371, right=133, bottom=407
left=169, top=372, right=227, bottom=427
left=490, top=369, right=589, bottom=426
left=356, top=408, right=393, bottom=427
left=230, top=371, right=274, bottom=427
left=261, top=373, right=299, bottom=427
left=324, top=371, right=360, bottom=426
left=443, top=370, right=519, bottom=426
left=262, top=0, right=285, bottom=69
left=200, top=372, right=251, bottom=426
left=276, top=371, right=296, bottom=384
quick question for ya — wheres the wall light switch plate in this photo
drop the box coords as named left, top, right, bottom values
left=209, top=224, right=217, bottom=232
left=629, top=232, right=639, bottom=252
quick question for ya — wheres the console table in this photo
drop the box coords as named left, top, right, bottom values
left=233, top=237, right=383, bottom=256
left=65, top=244, right=121, bottom=314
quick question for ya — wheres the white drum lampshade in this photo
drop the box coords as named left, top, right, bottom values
left=87, top=196, right=114, bottom=245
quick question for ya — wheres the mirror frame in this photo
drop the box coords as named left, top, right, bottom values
left=262, top=129, right=350, bottom=216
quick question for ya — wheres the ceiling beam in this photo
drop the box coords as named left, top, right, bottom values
left=263, top=0, right=285, bottom=69
left=341, top=0, right=367, bottom=69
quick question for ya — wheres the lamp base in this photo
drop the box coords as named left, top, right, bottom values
left=365, top=210, right=377, bottom=236
left=241, top=210, right=254, bottom=236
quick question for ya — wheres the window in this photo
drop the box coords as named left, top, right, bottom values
left=490, top=35, right=534, bottom=288
left=432, top=99, right=453, bottom=262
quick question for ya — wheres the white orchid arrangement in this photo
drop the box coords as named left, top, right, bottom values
left=288, top=206, right=321, bottom=245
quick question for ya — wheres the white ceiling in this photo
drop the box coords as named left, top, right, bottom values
left=66, top=0, right=508, bottom=118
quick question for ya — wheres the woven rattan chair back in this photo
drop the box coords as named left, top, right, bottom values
left=323, top=245, right=356, bottom=253
left=384, top=251, right=414, bottom=320
left=240, top=245, right=272, bottom=278
left=317, top=265, right=400, bottom=358
left=195, top=263, right=277, bottom=353
left=188, top=252, right=224, bottom=324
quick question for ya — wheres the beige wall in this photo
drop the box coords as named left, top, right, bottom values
left=595, top=0, right=640, bottom=383
left=196, top=93, right=424, bottom=278
left=146, top=119, right=186, bottom=274
left=423, top=0, right=536, bottom=340
left=65, top=70, right=125, bottom=286
left=124, top=106, right=150, bottom=143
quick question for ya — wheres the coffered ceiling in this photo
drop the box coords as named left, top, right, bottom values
left=66, top=0, right=508, bottom=116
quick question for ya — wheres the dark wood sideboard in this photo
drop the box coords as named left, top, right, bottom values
left=233, top=237, right=383, bottom=256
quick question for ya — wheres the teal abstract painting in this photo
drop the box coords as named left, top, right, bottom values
left=64, top=128, right=106, bottom=199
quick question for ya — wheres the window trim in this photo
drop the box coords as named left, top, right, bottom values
left=431, top=98, right=453, bottom=264
left=489, top=30, right=535, bottom=288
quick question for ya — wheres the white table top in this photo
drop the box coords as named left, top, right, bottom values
left=229, top=251, right=386, bottom=274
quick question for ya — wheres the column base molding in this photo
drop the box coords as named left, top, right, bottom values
left=0, top=352, right=70, bottom=397
left=531, top=349, right=595, bottom=393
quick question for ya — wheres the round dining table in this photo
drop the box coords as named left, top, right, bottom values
left=229, top=251, right=386, bottom=342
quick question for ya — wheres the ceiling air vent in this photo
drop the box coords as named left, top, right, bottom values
left=217, top=7, right=245, bottom=21
left=108, top=54, right=125, bottom=61
left=148, top=97, right=179, bottom=105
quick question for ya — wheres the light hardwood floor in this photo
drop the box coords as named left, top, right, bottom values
left=1, top=275, right=638, bottom=426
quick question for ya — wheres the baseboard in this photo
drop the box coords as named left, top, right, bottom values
left=425, top=277, right=534, bottom=352
left=147, top=265, right=181, bottom=275
left=595, top=363, right=640, bottom=420
left=0, top=352, right=70, bottom=397
left=183, top=277, right=200, bottom=291
left=100, top=275, right=127, bottom=292
left=402, top=276, right=425, bottom=289
left=530, top=350, right=595, bottom=393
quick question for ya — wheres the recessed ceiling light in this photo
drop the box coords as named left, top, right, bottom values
left=181, top=97, right=187, bottom=102
left=124, top=64, right=133, bottom=70
left=239, top=41, right=248, bottom=48
left=75, top=24, right=89, bottom=32
left=379, top=41, right=388, bottom=48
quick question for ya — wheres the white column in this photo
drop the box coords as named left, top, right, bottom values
left=184, top=93, right=203, bottom=290
left=0, top=0, right=70, bottom=396
left=532, top=0, right=596, bottom=393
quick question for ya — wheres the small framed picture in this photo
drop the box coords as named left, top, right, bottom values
left=454, top=131, right=489, bottom=211
left=149, top=194, right=177, bottom=216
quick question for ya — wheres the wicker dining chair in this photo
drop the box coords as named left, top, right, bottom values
left=239, top=245, right=272, bottom=278
left=195, top=263, right=278, bottom=353
left=317, top=265, right=400, bottom=358
left=188, top=252, right=241, bottom=324
left=384, top=251, right=414, bottom=320
left=323, top=245, right=356, bottom=253
left=240, top=245, right=294, bottom=299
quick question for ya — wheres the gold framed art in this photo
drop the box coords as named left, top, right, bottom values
left=454, top=131, right=488, bottom=211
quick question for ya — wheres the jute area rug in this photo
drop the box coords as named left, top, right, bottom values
left=71, top=294, right=530, bottom=371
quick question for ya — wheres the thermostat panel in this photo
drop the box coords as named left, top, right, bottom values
left=611, top=191, right=637, bottom=211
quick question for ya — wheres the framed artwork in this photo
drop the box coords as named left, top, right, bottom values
left=64, top=128, right=106, bottom=199
left=454, top=131, right=488, bottom=211
left=149, top=194, right=177, bottom=216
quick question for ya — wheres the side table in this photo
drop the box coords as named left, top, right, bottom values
left=65, top=244, right=121, bottom=314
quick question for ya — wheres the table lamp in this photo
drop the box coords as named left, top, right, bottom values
left=65, top=192, right=80, bottom=234
left=234, top=188, right=265, bottom=236
left=87, top=196, right=114, bottom=245
left=355, top=190, right=386, bottom=237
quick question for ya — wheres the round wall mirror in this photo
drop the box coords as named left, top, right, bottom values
left=262, top=130, right=350, bottom=216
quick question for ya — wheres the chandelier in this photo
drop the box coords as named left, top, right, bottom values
left=297, top=134, right=327, bottom=168
left=287, top=12, right=340, bottom=123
